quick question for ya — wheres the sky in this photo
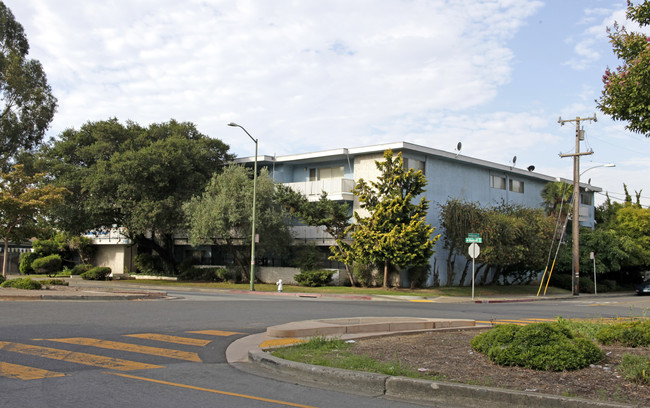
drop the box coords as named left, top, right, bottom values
left=5, top=0, right=650, bottom=207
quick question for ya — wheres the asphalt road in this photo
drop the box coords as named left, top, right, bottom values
left=1, top=291, right=648, bottom=408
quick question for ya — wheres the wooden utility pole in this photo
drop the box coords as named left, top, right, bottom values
left=559, top=115, right=596, bottom=296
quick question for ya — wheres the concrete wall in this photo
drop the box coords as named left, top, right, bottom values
left=92, top=245, right=135, bottom=275
left=257, top=266, right=347, bottom=286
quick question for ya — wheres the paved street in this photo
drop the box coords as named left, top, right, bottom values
left=0, top=289, right=648, bottom=407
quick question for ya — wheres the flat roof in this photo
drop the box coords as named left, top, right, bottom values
left=234, top=141, right=601, bottom=191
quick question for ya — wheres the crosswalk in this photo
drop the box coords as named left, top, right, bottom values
left=0, top=329, right=242, bottom=381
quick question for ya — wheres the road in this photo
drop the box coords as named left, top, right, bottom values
left=1, top=290, right=648, bottom=407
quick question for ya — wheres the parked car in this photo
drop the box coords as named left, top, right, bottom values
left=636, top=280, right=650, bottom=295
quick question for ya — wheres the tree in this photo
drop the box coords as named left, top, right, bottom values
left=40, top=118, right=232, bottom=273
left=0, top=164, right=67, bottom=278
left=341, top=150, right=438, bottom=288
left=0, top=3, right=57, bottom=169
left=598, top=1, right=650, bottom=136
left=275, top=186, right=357, bottom=285
left=183, top=165, right=292, bottom=281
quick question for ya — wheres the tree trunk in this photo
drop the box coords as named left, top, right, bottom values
left=458, top=258, right=471, bottom=287
left=334, top=241, right=356, bottom=287
left=2, top=237, right=9, bottom=279
left=383, top=259, right=389, bottom=288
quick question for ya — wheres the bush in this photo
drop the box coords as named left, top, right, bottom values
left=19, top=252, right=39, bottom=275
left=352, top=263, right=375, bottom=287
left=619, top=354, right=650, bottom=384
left=178, top=266, right=233, bottom=282
left=471, top=322, right=603, bottom=371
left=31, top=254, right=62, bottom=276
left=40, top=279, right=69, bottom=287
left=294, top=269, right=334, bottom=287
left=81, top=267, right=111, bottom=281
left=1, top=277, right=42, bottom=290
left=134, top=253, right=166, bottom=275
left=291, top=244, right=323, bottom=272
left=0, top=275, right=5, bottom=285
left=595, top=320, right=650, bottom=347
left=71, top=264, right=94, bottom=275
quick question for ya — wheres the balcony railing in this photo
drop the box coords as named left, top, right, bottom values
left=284, top=178, right=355, bottom=201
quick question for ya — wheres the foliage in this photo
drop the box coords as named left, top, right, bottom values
left=619, top=354, right=650, bottom=384
left=0, top=164, right=67, bottom=278
left=595, top=319, right=650, bottom=347
left=0, top=3, right=57, bottom=169
left=541, top=181, right=573, bottom=218
left=80, top=266, right=111, bottom=280
left=178, top=265, right=233, bottom=282
left=0, top=277, right=42, bottom=290
left=134, top=253, right=166, bottom=275
left=351, top=262, right=375, bottom=287
left=41, top=118, right=233, bottom=273
left=294, top=269, right=335, bottom=287
left=183, top=165, right=292, bottom=282
left=0, top=274, right=4, bottom=285
left=439, top=199, right=555, bottom=285
left=30, top=254, right=62, bottom=276
left=71, top=264, right=93, bottom=276
left=19, top=251, right=38, bottom=274
left=339, top=150, right=438, bottom=288
left=598, top=1, right=650, bottom=136
left=276, top=187, right=355, bottom=285
left=40, top=278, right=68, bottom=286
left=470, top=322, right=603, bottom=371
left=290, top=244, right=323, bottom=272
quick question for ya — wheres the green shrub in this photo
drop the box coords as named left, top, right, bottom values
left=618, top=354, right=650, bottom=384
left=595, top=320, right=650, bottom=347
left=19, top=252, right=39, bottom=275
left=471, top=322, right=603, bottom=371
left=294, top=269, right=334, bottom=287
left=1, top=277, right=42, bottom=290
left=40, top=279, right=69, bottom=287
left=0, top=275, right=5, bottom=285
left=291, top=244, right=323, bottom=272
left=134, top=253, right=166, bottom=275
left=31, top=254, right=62, bottom=276
left=81, top=267, right=111, bottom=280
left=71, top=264, right=94, bottom=275
left=178, top=266, right=232, bottom=282
left=352, top=263, right=375, bottom=287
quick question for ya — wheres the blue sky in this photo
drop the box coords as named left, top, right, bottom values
left=6, top=0, right=650, bottom=207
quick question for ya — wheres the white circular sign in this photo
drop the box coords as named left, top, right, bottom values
left=468, top=243, right=480, bottom=259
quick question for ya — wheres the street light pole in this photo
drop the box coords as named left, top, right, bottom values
left=559, top=114, right=596, bottom=296
left=227, top=122, right=258, bottom=291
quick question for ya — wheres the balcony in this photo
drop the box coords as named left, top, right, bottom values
left=284, top=178, right=355, bottom=202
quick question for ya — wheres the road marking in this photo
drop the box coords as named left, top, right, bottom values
left=409, top=299, right=436, bottom=303
left=0, top=362, right=65, bottom=380
left=0, top=341, right=161, bottom=371
left=124, top=333, right=212, bottom=347
left=259, top=338, right=306, bottom=349
left=186, top=330, right=242, bottom=337
left=106, top=372, right=318, bottom=408
left=46, top=338, right=201, bottom=362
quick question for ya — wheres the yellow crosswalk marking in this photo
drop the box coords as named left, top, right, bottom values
left=259, top=338, right=306, bottom=349
left=47, top=338, right=201, bottom=362
left=0, top=341, right=161, bottom=371
left=0, top=362, right=65, bottom=380
left=187, top=330, right=242, bottom=337
left=124, top=333, right=211, bottom=347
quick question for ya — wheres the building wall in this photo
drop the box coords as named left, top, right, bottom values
left=92, top=245, right=134, bottom=275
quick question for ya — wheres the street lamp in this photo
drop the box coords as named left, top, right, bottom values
left=581, top=163, right=616, bottom=176
left=227, top=122, right=258, bottom=291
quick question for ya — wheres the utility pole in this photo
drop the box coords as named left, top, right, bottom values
left=559, top=115, right=596, bottom=296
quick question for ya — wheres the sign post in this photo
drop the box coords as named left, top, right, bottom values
left=466, top=234, right=481, bottom=300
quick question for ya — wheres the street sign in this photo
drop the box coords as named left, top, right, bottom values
left=465, top=237, right=482, bottom=243
left=468, top=243, right=480, bottom=259
left=468, top=233, right=480, bottom=238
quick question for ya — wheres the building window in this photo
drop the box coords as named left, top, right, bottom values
left=404, top=158, right=425, bottom=175
left=509, top=179, right=524, bottom=193
left=309, top=166, right=344, bottom=181
left=581, top=193, right=593, bottom=206
left=490, top=175, right=506, bottom=190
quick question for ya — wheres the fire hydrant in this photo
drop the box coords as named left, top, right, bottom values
left=276, top=279, right=283, bottom=292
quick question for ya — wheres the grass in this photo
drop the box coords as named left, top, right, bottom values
left=269, top=336, right=437, bottom=379
left=105, top=280, right=573, bottom=298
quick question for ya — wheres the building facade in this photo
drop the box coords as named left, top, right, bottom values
left=236, top=142, right=599, bottom=286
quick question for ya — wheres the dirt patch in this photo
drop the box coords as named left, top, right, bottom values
left=349, top=328, right=649, bottom=406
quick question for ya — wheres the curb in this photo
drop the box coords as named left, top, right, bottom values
left=248, top=350, right=634, bottom=408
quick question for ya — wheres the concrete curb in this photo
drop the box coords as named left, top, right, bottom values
left=248, top=350, right=635, bottom=408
